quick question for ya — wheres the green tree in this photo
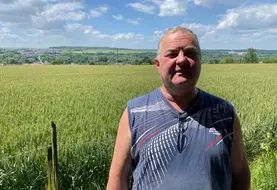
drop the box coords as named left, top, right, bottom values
left=51, top=60, right=58, bottom=65
left=6, top=58, right=18, bottom=64
left=142, top=56, right=153, bottom=65
left=98, top=56, right=108, bottom=62
left=243, top=48, right=258, bottom=63
left=263, top=57, right=277, bottom=63
left=208, top=59, right=220, bottom=64
left=224, top=57, right=234, bottom=63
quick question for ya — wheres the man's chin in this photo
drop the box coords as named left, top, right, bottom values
left=171, top=79, right=197, bottom=90
left=172, top=78, right=189, bottom=85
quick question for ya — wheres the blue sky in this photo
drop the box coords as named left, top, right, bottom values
left=1, top=0, right=277, bottom=49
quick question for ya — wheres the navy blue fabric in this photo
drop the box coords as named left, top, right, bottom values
left=127, top=88, right=235, bottom=190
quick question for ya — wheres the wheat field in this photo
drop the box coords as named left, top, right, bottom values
left=0, top=64, right=276, bottom=189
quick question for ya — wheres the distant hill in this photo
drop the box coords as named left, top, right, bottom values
left=48, top=46, right=277, bottom=53
left=49, top=46, right=130, bottom=50
left=46, top=46, right=277, bottom=60
left=49, top=46, right=156, bottom=54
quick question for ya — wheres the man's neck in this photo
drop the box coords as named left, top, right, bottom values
left=160, top=86, right=198, bottom=112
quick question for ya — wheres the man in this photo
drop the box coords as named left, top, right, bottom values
left=106, top=26, right=250, bottom=190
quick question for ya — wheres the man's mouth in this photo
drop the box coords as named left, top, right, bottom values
left=175, top=70, right=192, bottom=76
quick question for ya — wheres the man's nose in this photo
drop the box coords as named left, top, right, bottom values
left=176, top=52, right=188, bottom=66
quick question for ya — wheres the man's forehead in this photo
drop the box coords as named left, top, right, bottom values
left=166, top=46, right=197, bottom=52
left=160, top=31, right=197, bottom=50
left=161, top=31, right=195, bottom=45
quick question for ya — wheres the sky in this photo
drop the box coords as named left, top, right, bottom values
left=1, top=0, right=277, bottom=49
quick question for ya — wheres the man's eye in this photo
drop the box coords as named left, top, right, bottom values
left=186, top=52, right=197, bottom=59
left=166, top=53, right=177, bottom=57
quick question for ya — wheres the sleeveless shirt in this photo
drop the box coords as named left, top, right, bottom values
left=126, top=87, right=235, bottom=190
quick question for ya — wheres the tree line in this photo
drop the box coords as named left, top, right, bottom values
left=0, top=48, right=276, bottom=65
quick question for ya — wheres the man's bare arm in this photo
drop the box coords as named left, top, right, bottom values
left=231, top=113, right=251, bottom=190
left=106, top=108, right=132, bottom=190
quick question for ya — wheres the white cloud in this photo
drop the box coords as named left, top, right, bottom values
left=193, top=0, right=244, bottom=8
left=126, top=19, right=139, bottom=25
left=84, top=28, right=92, bottom=34
left=7, top=34, right=18, bottom=38
left=90, top=5, right=109, bottom=18
left=112, top=33, right=144, bottom=40
left=2, top=1, right=277, bottom=49
left=127, top=2, right=155, bottom=14
left=166, top=21, right=277, bottom=49
left=0, top=0, right=147, bottom=49
left=0, top=27, right=10, bottom=33
left=153, top=30, right=163, bottom=35
left=94, top=34, right=110, bottom=39
left=112, top=14, right=123, bottom=20
left=29, top=2, right=87, bottom=31
left=86, top=30, right=144, bottom=41
left=113, top=15, right=141, bottom=24
left=82, top=27, right=107, bottom=38
left=193, top=0, right=213, bottom=7
left=92, top=31, right=101, bottom=35
left=113, top=33, right=135, bottom=40
left=135, top=34, right=144, bottom=40
left=182, top=23, right=214, bottom=38
left=0, top=33, right=19, bottom=40
left=152, top=24, right=214, bottom=42
left=0, top=24, right=20, bottom=43
left=79, top=23, right=144, bottom=41
left=23, top=28, right=46, bottom=38
left=0, top=0, right=46, bottom=26
left=0, top=0, right=16, bottom=3
left=0, top=0, right=83, bottom=25
left=152, top=30, right=163, bottom=41
left=0, top=1, right=87, bottom=32
left=65, top=23, right=86, bottom=31
left=64, top=24, right=107, bottom=42
left=10, top=22, right=145, bottom=48
left=67, top=11, right=87, bottom=20
left=150, top=0, right=188, bottom=16
left=34, top=2, right=86, bottom=22
left=217, top=3, right=277, bottom=30
left=267, top=28, right=277, bottom=34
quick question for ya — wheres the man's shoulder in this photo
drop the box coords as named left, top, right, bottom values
left=200, top=89, right=235, bottom=108
left=127, top=88, right=160, bottom=108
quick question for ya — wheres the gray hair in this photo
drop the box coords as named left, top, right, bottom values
left=156, top=26, right=201, bottom=60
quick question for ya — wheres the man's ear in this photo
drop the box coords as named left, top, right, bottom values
left=154, top=58, right=160, bottom=69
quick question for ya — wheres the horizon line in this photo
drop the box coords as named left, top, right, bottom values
left=1, top=46, right=277, bottom=51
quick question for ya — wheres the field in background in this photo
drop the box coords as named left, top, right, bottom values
left=0, top=64, right=277, bottom=189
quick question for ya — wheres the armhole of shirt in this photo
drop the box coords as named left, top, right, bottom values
left=127, top=101, right=135, bottom=158
left=127, top=101, right=133, bottom=132
left=226, top=102, right=237, bottom=134
left=229, top=102, right=236, bottom=125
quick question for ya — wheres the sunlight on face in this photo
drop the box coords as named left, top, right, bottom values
left=155, top=30, right=201, bottom=94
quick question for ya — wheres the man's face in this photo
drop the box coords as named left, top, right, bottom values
left=155, top=31, right=201, bottom=94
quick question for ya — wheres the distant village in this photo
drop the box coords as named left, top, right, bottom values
left=0, top=47, right=247, bottom=57
left=0, top=48, right=59, bottom=56
left=1, top=47, right=277, bottom=65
